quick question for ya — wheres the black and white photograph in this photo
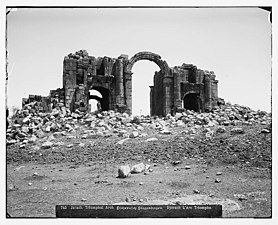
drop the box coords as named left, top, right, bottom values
left=3, top=0, right=275, bottom=221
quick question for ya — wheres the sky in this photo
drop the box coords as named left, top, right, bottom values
left=6, top=7, right=272, bottom=115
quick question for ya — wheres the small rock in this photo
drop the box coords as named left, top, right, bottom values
left=45, top=126, right=51, bottom=132
left=215, top=178, right=221, bottom=183
left=184, top=165, right=191, bottom=170
left=231, top=127, right=244, bottom=134
left=129, top=131, right=139, bottom=138
left=208, top=193, right=215, bottom=197
left=125, top=197, right=130, bottom=202
left=41, top=141, right=53, bottom=149
left=8, top=184, right=17, bottom=191
left=28, top=135, right=37, bottom=143
left=6, top=139, right=17, bottom=145
left=175, top=201, right=182, bottom=205
left=131, top=163, right=145, bottom=174
left=139, top=199, right=143, bottom=202
left=81, top=198, right=87, bottom=202
left=28, top=182, right=32, bottom=186
left=172, top=160, right=181, bottom=166
left=261, top=129, right=270, bottom=133
left=160, top=129, right=171, bottom=134
left=216, top=126, right=226, bottom=133
left=48, top=135, right=56, bottom=141
left=216, top=172, right=222, bottom=175
left=139, top=182, right=143, bottom=185
left=145, top=164, right=151, bottom=171
left=237, top=194, right=247, bottom=201
left=116, top=138, right=129, bottom=145
left=118, top=130, right=127, bottom=137
left=118, top=165, right=131, bottom=178
left=145, top=137, right=158, bottom=142
left=81, top=134, right=88, bottom=139
left=193, top=189, right=200, bottom=194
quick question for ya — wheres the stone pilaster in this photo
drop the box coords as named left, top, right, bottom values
left=204, top=74, right=212, bottom=111
left=149, top=86, right=154, bottom=116
left=124, top=72, right=132, bottom=114
left=163, top=76, right=173, bottom=116
left=115, top=58, right=125, bottom=105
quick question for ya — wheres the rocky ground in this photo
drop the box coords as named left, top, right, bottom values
left=6, top=102, right=272, bottom=218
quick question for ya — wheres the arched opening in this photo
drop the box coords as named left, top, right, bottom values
left=89, top=87, right=110, bottom=112
left=183, top=93, right=200, bottom=112
left=132, top=61, right=160, bottom=115
left=89, top=90, right=102, bottom=113
left=125, top=51, right=170, bottom=116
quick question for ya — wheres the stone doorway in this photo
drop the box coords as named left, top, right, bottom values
left=183, top=93, right=200, bottom=112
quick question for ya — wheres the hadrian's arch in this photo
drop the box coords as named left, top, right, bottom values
left=22, top=49, right=220, bottom=116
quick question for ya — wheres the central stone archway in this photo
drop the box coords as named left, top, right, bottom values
left=124, top=51, right=171, bottom=115
left=125, top=51, right=170, bottom=75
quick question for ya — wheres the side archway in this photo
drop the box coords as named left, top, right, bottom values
left=89, top=86, right=110, bottom=112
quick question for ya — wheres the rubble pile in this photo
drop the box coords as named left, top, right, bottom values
left=6, top=102, right=271, bottom=167
left=7, top=102, right=271, bottom=146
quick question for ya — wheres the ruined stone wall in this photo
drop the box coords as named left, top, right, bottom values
left=22, top=88, right=64, bottom=112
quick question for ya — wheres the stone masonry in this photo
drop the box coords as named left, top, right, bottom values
left=22, top=50, right=221, bottom=116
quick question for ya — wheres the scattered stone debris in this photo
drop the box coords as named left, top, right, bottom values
left=6, top=101, right=271, bottom=169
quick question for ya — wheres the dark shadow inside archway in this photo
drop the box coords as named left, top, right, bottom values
left=183, top=93, right=200, bottom=112
left=89, top=87, right=110, bottom=112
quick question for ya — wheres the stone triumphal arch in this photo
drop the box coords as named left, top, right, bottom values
left=22, top=50, right=221, bottom=116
